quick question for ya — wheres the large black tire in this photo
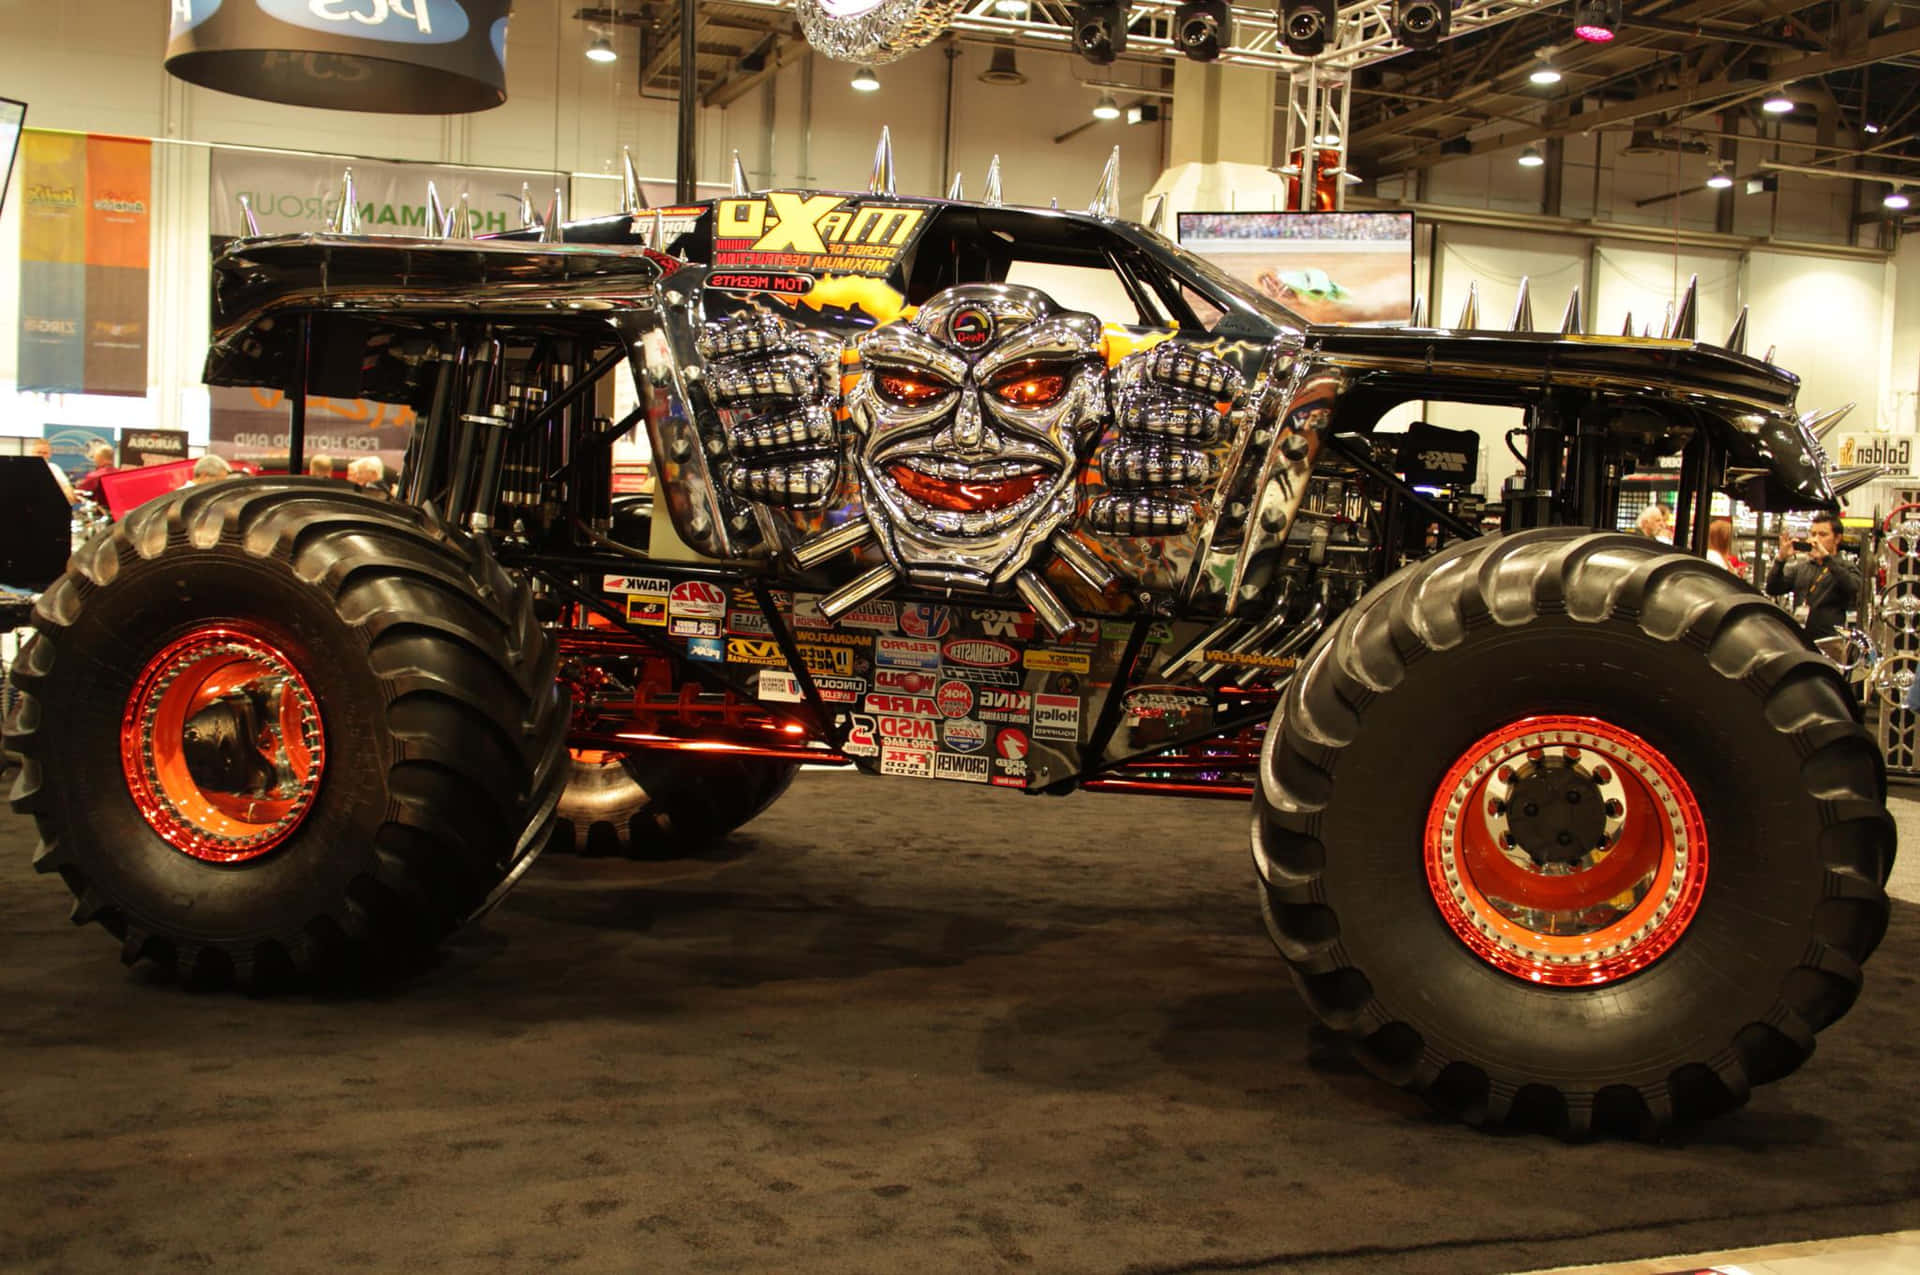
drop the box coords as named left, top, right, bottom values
left=550, top=750, right=798, bottom=857
left=1257, top=528, right=1894, bottom=1136
left=5, top=480, right=569, bottom=987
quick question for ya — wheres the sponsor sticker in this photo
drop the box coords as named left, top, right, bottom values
left=880, top=744, right=934, bottom=777
left=899, top=604, right=954, bottom=639
left=943, top=638, right=1019, bottom=668
left=686, top=636, right=724, bottom=663
left=940, top=663, right=1023, bottom=688
left=992, top=727, right=1030, bottom=788
left=815, top=676, right=866, bottom=704
left=1202, top=650, right=1301, bottom=671
left=934, top=752, right=991, bottom=784
left=757, top=669, right=804, bottom=703
left=843, top=713, right=880, bottom=757
left=1033, top=693, right=1081, bottom=742
left=936, top=680, right=974, bottom=719
left=1024, top=648, right=1091, bottom=674
left=727, top=608, right=773, bottom=637
left=1122, top=685, right=1214, bottom=722
left=791, top=594, right=832, bottom=630
left=942, top=717, right=986, bottom=753
left=876, top=636, right=942, bottom=670
left=670, top=581, right=728, bottom=621
left=975, top=687, right=1031, bottom=724
left=875, top=668, right=936, bottom=694
left=876, top=715, right=938, bottom=745
left=975, top=609, right=1035, bottom=641
left=603, top=574, right=671, bottom=596
left=670, top=617, right=720, bottom=639
left=626, top=595, right=668, bottom=626
left=837, top=599, right=898, bottom=631
left=865, top=693, right=939, bottom=718
left=727, top=637, right=854, bottom=677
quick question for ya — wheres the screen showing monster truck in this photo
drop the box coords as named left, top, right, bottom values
left=1178, top=210, right=1414, bottom=326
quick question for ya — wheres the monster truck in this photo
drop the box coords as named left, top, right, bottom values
left=5, top=153, right=1894, bottom=1135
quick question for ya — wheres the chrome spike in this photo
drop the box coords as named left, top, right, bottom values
left=540, top=189, right=565, bottom=243
left=645, top=208, right=665, bottom=252
left=1829, top=464, right=1886, bottom=498
left=1621, top=310, right=1634, bottom=337
left=237, top=194, right=261, bottom=239
left=519, top=183, right=541, bottom=230
left=1510, top=276, right=1533, bottom=332
left=622, top=148, right=646, bottom=214
left=1014, top=569, right=1080, bottom=641
left=1672, top=273, right=1699, bottom=340
left=1088, top=145, right=1121, bottom=219
left=1559, top=287, right=1582, bottom=335
left=1644, top=320, right=1655, bottom=339
left=1726, top=306, right=1749, bottom=354
left=1145, top=193, right=1168, bottom=234
left=1805, top=403, right=1856, bottom=440
left=1049, top=195, right=1059, bottom=209
left=1408, top=295, right=1426, bottom=328
left=869, top=126, right=895, bottom=197
left=451, top=191, right=474, bottom=239
left=1659, top=301, right=1675, bottom=339
left=335, top=168, right=361, bottom=235
left=1455, top=281, right=1479, bottom=330
left=947, top=171, right=964, bottom=200
left=983, top=154, right=1004, bottom=206
left=425, top=182, right=448, bottom=240
left=1763, top=344, right=1776, bottom=364
left=819, top=562, right=899, bottom=621
left=729, top=151, right=750, bottom=197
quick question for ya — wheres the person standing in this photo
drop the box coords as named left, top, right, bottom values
left=1765, top=511, right=1859, bottom=640
left=1705, top=518, right=1737, bottom=571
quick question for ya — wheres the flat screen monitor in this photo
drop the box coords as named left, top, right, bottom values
left=0, top=98, right=23, bottom=218
left=1177, top=210, right=1415, bottom=326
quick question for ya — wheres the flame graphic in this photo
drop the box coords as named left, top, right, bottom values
left=775, top=275, right=912, bottom=325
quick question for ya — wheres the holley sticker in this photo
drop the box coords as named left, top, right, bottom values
left=1033, top=693, right=1080, bottom=741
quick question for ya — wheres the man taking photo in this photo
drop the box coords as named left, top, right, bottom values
left=1766, top=510, right=1859, bottom=640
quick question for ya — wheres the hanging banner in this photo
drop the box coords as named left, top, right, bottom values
left=209, top=146, right=556, bottom=238
left=120, top=427, right=190, bottom=466
left=166, top=0, right=514, bottom=115
left=16, top=130, right=151, bottom=396
left=42, top=424, right=117, bottom=480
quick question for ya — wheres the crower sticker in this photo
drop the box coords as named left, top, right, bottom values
left=935, top=752, right=990, bottom=784
left=713, top=193, right=928, bottom=278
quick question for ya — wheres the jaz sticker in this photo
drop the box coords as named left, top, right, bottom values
left=670, top=581, right=727, bottom=621
left=943, top=639, right=1018, bottom=668
left=942, top=717, right=986, bottom=753
left=899, top=604, right=953, bottom=639
left=936, top=680, right=974, bottom=719
left=1033, top=693, right=1080, bottom=741
left=934, top=752, right=990, bottom=784
left=880, top=744, right=934, bottom=777
left=844, top=713, right=880, bottom=757
left=758, top=670, right=804, bottom=703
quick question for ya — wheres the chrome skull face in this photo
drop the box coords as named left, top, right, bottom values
left=846, top=285, right=1106, bottom=590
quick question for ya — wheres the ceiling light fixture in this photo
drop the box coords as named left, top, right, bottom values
left=1517, top=146, right=1545, bottom=168
left=1761, top=92, right=1794, bottom=114
left=1070, top=2, right=1129, bottom=66
left=851, top=64, right=881, bottom=92
left=1279, top=0, right=1337, bottom=57
left=993, top=0, right=1031, bottom=14
left=1705, top=167, right=1733, bottom=190
left=1391, top=0, right=1450, bottom=49
left=979, top=42, right=1026, bottom=85
left=1313, top=132, right=1341, bottom=146
left=1172, top=0, right=1232, bottom=61
left=585, top=33, right=617, bottom=63
left=1887, top=189, right=1912, bottom=211
left=1092, top=92, right=1121, bottom=120
left=1864, top=121, right=1882, bottom=135
left=1530, top=64, right=1562, bottom=85
left=1570, top=0, right=1620, bottom=43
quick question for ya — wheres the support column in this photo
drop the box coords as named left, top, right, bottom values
left=1145, top=61, right=1286, bottom=223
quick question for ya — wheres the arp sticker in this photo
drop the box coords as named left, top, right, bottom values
left=880, top=744, right=934, bottom=777
left=1033, top=693, right=1080, bottom=741
left=942, top=717, right=986, bottom=753
left=865, top=693, right=939, bottom=718
left=934, top=752, right=990, bottom=784
left=686, top=636, right=724, bottom=663
left=669, top=617, right=720, bottom=639
left=1024, top=648, right=1091, bottom=674
left=844, top=713, right=880, bottom=757
left=975, top=687, right=1031, bottom=724
left=943, top=639, right=1019, bottom=668
left=899, top=604, right=954, bottom=639
left=670, top=581, right=727, bottom=621
left=992, top=727, right=1030, bottom=788
left=936, top=680, right=974, bottom=719
left=876, top=636, right=942, bottom=670
left=758, top=669, right=804, bottom=703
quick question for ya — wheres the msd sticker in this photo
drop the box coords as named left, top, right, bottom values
left=992, top=727, right=1030, bottom=788
left=670, top=581, right=727, bottom=621
left=876, top=715, right=938, bottom=745
left=1033, top=693, right=1081, bottom=742
left=757, top=670, right=804, bottom=703
left=880, top=744, right=934, bottom=777
left=876, top=636, right=942, bottom=671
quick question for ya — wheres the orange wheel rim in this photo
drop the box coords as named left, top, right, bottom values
left=1423, top=715, right=1708, bottom=986
left=120, top=627, right=326, bottom=864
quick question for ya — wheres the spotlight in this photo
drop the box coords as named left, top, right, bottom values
left=1761, top=92, right=1794, bottom=114
left=1092, top=93, right=1121, bottom=121
left=1705, top=167, right=1733, bottom=190
left=1070, top=2, right=1129, bottom=65
left=1392, top=0, right=1450, bottom=50
left=979, top=43, right=1026, bottom=85
left=1528, top=51, right=1562, bottom=85
left=993, top=0, right=1030, bottom=14
left=1887, top=189, right=1912, bottom=211
left=1864, top=121, right=1882, bottom=135
left=1173, top=1, right=1232, bottom=62
left=1279, top=0, right=1337, bottom=57
left=585, top=33, right=617, bottom=63
left=1312, top=132, right=1341, bottom=146
left=851, top=64, right=881, bottom=92
left=1517, top=146, right=1545, bottom=168
left=1570, top=0, right=1620, bottom=43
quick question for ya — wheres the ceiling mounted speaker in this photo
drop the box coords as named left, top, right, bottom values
left=795, top=0, right=964, bottom=64
left=164, top=0, right=513, bottom=113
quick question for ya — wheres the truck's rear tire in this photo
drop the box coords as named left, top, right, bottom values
left=1257, top=528, right=1894, bottom=1136
left=551, top=750, right=797, bottom=857
left=5, top=480, right=569, bottom=987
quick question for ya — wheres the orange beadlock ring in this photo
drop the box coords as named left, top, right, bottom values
left=1423, top=715, right=1708, bottom=987
left=120, top=627, right=326, bottom=864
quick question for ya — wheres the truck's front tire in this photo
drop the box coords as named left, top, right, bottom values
left=1257, top=528, right=1894, bottom=1135
left=5, top=480, right=569, bottom=987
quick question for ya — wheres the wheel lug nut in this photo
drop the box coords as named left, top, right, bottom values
left=1523, top=803, right=1539, bottom=817
left=1557, top=831, right=1573, bottom=846
left=1488, top=799, right=1505, bottom=815
left=1605, top=799, right=1623, bottom=817
left=1566, top=790, right=1581, bottom=804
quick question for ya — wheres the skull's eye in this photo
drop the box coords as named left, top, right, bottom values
left=874, top=368, right=951, bottom=405
left=987, top=364, right=1071, bottom=408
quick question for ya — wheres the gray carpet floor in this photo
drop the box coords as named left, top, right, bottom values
left=2, top=773, right=1917, bottom=1275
